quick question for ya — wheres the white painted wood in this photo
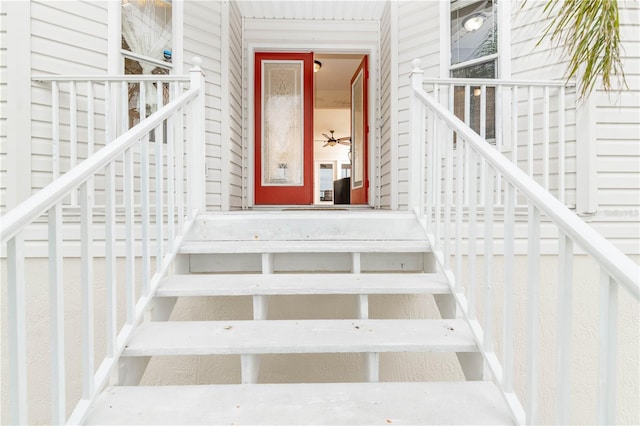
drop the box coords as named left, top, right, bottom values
left=527, top=86, right=534, bottom=176
left=542, top=86, right=550, bottom=190
left=575, top=96, right=597, bottom=214
left=104, top=162, right=117, bottom=360
left=597, top=271, right=618, bottom=425
left=526, top=205, right=540, bottom=425
left=188, top=59, right=206, bottom=214
left=558, top=87, right=566, bottom=203
left=5, top=0, right=31, bottom=210
left=502, top=184, right=515, bottom=394
left=52, top=81, right=60, bottom=179
left=85, top=381, right=513, bottom=425
left=124, top=148, right=135, bottom=325
left=191, top=211, right=428, bottom=241
left=155, top=83, right=164, bottom=266
left=70, top=82, right=78, bottom=205
left=157, top=273, right=449, bottom=297
left=48, top=204, right=65, bottom=425
left=122, top=319, right=477, bottom=356
left=140, top=85, right=151, bottom=297
left=180, top=240, right=430, bottom=254
left=467, top=149, right=478, bottom=320
left=556, top=233, right=573, bottom=425
left=80, top=183, right=94, bottom=399
left=483, top=168, right=494, bottom=355
left=7, top=234, right=28, bottom=425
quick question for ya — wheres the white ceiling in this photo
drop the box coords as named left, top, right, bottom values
left=237, top=1, right=387, bottom=21
left=314, top=54, right=364, bottom=109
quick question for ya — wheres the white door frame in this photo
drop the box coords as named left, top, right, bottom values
left=247, top=42, right=379, bottom=207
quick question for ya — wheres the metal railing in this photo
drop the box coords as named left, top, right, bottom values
left=1, top=58, right=206, bottom=425
left=410, top=59, right=639, bottom=425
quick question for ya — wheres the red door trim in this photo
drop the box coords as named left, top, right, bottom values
left=350, top=55, right=368, bottom=205
left=254, top=52, right=314, bottom=205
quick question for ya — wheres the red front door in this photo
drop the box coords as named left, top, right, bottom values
left=254, top=52, right=314, bottom=205
left=350, top=56, right=368, bottom=204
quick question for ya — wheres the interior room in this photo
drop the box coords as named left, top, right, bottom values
left=313, top=53, right=365, bottom=205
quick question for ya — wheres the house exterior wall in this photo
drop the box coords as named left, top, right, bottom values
left=228, top=0, right=244, bottom=209
left=378, top=1, right=395, bottom=209
left=0, top=6, right=8, bottom=214
left=184, top=1, right=224, bottom=211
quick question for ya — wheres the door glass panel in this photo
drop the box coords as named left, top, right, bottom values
left=319, top=163, right=333, bottom=202
left=262, top=61, right=304, bottom=186
left=351, top=69, right=364, bottom=188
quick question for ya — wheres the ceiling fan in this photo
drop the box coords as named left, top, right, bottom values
left=318, top=130, right=351, bottom=147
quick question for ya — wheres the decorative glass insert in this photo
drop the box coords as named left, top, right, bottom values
left=262, top=61, right=304, bottom=186
left=122, top=0, right=172, bottom=66
left=351, top=69, right=364, bottom=189
left=450, top=0, right=496, bottom=66
left=319, top=164, right=334, bottom=202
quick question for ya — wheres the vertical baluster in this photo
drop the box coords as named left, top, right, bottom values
left=176, top=101, right=185, bottom=229
left=455, top=137, right=464, bottom=293
left=463, top=85, right=470, bottom=206
left=526, top=205, right=541, bottom=425
left=70, top=82, right=78, bottom=204
left=124, top=148, right=135, bottom=324
left=139, top=82, right=150, bottom=296
left=80, top=182, right=94, bottom=398
left=527, top=86, right=534, bottom=177
left=167, top=107, right=176, bottom=250
left=121, top=81, right=129, bottom=136
left=87, top=82, right=95, bottom=206
left=104, top=162, right=117, bottom=358
left=105, top=81, right=112, bottom=144
left=8, top=234, right=28, bottom=425
left=597, top=272, right=618, bottom=425
left=467, top=148, right=478, bottom=320
left=48, top=204, right=65, bottom=424
left=156, top=82, right=165, bottom=265
left=443, top=124, right=453, bottom=269
left=436, top=116, right=443, bottom=244
left=424, top=109, right=433, bottom=228
left=503, top=184, right=515, bottom=393
left=483, top=165, right=494, bottom=357
left=479, top=85, right=486, bottom=206
left=52, top=81, right=60, bottom=179
left=495, top=84, right=503, bottom=205
left=542, top=86, right=550, bottom=190
left=556, top=232, right=573, bottom=424
left=511, top=85, right=519, bottom=165
left=558, top=86, right=566, bottom=203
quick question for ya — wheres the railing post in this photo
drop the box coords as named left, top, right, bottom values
left=189, top=56, right=206, bottom=215
left=409, top=59, right=424, bottom=213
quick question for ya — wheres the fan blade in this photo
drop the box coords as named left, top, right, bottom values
left=338, top=141, right=351, bottom=146
left=323, top=142, right=330, bottom=147
left=337, top=136, right=351, bottom=141
left=322, top=133, right=331, bottom=139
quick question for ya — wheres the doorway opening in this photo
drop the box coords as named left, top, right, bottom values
left=313, top=53, right=366, bottom=206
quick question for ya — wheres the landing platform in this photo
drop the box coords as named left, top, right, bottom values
left=85, top=381, right=513, bottom=425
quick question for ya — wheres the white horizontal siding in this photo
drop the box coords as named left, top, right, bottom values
left=591, top=2, right=640, bottom=253
left=184, top=1, right=224, bottom=210
left=0, top=8, right=7, bottom=214
left=378, top=1, right=392, bottom=208
left=229, top=0, right=244, bottom=209
left=238, top=0, right=386, bottom=21
left=396, top=1, right=440, bottom=209
left=30, top=1, right=109, bottom=193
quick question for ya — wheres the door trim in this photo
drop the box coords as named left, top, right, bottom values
left=247, top=44, right=378, bottom=208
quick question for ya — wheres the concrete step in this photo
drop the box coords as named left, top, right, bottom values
left=84, top=381, right=513, bottom=425
left=156, top=273, right=450, bottom=297
left=122, top=319, right=476, bottom=357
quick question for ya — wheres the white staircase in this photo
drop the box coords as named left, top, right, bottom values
left=83, top=211, right=513, bottom=425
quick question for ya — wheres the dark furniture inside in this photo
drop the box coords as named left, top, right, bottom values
left=333, top=177, right=351, bottom=204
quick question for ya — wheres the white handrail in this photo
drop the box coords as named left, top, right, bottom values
left=422, top=77, right=575, bottom=87
left=0, top=88, right=197, bottom=243
left=32, top=75, right=190, bottom=82
left=412, top=85, right=639, bottom=299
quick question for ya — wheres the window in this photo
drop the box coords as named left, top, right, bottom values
left=121, top=0, right=173, bottom=127
left=450, top=0, right=497, bottom=141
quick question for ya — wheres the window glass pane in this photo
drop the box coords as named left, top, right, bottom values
left=451, top=60, right=496, bottom=79
left=319, top=164, right=333, bottom=201
left=451, top=0, right=496, bottom=65
left=262, top=61, right=305, bottom=186
left=122, top=0, right=172, bottom=66
left=351, top=69, right=364, bottom=188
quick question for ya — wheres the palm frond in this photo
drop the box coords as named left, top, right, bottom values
left=538, top=0, right=626, bottom=99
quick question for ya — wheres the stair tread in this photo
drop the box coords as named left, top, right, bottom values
left=179, top=239, right=431, bottom=254
left=123, top=319, right=477, bottom=356
left=157, top=273, right=450, bottom=297
left=85, top=381, right=513, bottom=425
